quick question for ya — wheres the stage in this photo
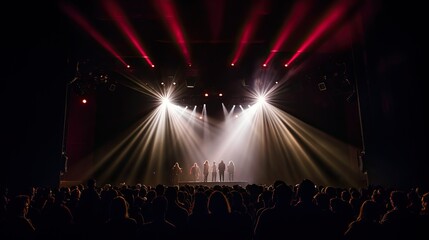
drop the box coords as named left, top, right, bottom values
left=60, top=180, right=249, bottom=188
left=178, top=181, right=248, bottom=187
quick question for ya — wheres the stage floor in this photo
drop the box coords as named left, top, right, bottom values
left=60, top=180, right=249, bottom=188
left=178, top=181, right=248, bottom=187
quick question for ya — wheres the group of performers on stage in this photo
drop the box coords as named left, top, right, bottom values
left=171, top=160, right=235, bottom=184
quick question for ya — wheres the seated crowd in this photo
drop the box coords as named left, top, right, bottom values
left=0, top=178, right=428, bottom=239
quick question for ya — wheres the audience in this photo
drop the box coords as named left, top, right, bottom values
left=0, top=178, right=427, bottom=240
left=344, top=200, right=383, bottom=240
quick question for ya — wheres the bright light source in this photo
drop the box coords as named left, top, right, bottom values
left=284, top=64, right=288, bottom=67
left=126, top=65, right=131, bottom=68
left=161, top=97, right=171, bottom=105
left=257, top=95, right=266, bottom=103
left=161, top=82, right=165, bottom=86
left=204, top=93, right=209, bottom=97
left=151, top=64, right=155, bottom=68
left=275, top=81, right=279, bottom=84
left=199, top=116, right=203, bottom=119
left=219, top=93, right=223, bottom=97
left=231, top=63, right=235, bottom=66
left=172, top=82, right=176, bottom=85
left=82, top=99, right=87, bottom=104
left=262, top=64, right=267, bottom=67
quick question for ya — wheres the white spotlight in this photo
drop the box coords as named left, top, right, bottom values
left=257, top=95, right=266, bottom=104
left=161, top=97, right=171, bottom=105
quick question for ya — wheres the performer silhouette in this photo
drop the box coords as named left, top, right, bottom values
left=171, top=162, right=182, bottom=185
left=227, top=161, right=235, bottom=181
left=203, top=160, right=209, bottom=182
left=190, top=162, right=200, bottom=182
left=218, top=160, right=226, bottom=182
left=211, top=161, right=217, bottom=182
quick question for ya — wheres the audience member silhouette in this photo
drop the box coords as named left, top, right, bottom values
left=187, top=191, right=210, bottom=239
left=330, top=196, right=354, bottom=236
left=380, top=190, right=419, bottom=240
left=164, top=186, right=189, bottom=237
left=313, top=191, right=341, bottom=239
left=137, top=195, right=177, bottom=239
left=155, top=184, right=166, bottom=196
left=255, top=189, right=273, bottom=220
left=344, top=200, right=383, bottom=240
left=177, top=190, right=191, bottom=212
left=369, top=188, right=387, bottom=221
left=27, top=186, right=44, bottom=229
left=293, top=178, right=326, bottom=239
left=349, top=188, right=363, bottom=219
left=37, top=189, right=74, bottom=239
left=102, top=196, right=137, bottom=239
left=407, top=189, right=422, bottom=215
left=141, top=189, right=157, bottom=223
left=74, top=178, right=103, bottom=238
left=66, top=188, right=80, bottom=218
left=207, top=190, right=235, bottom=240
left=229, top=190, right=253, bottom=239
left=0, top=195, right=35, bottom=240
left=420, top=192, right=429, bottom=216
left=254, top=182, right=295, bottom=240
left=418, top=192, right=429, bottom=237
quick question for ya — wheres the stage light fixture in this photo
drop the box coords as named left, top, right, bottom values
left=318, top=82, right=327, bottom=91
left=186, top=77, right=197, bottom=88
left=109, top=83, right=116, bottom=92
